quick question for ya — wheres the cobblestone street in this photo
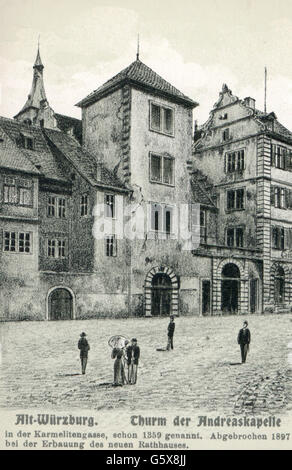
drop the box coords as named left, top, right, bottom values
left=0, top=314, right=291, bottom=415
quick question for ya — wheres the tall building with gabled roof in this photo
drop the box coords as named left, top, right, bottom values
left=193, top=84, right=292, bottom=314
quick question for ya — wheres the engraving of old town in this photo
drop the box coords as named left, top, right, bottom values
left=0, top=0, right=291, bottom=451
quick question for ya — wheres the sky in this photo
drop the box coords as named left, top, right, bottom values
left=0, top=0, right=292, bottom=129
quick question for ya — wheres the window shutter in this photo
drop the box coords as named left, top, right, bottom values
left=270, top=186, right=275, bottom=206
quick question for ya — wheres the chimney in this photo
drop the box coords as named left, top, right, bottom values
left=244, top=97, right=256, bottom=110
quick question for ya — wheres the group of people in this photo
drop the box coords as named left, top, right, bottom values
left=77, top=316, right=251, bottom=385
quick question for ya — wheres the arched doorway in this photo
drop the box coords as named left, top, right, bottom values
left=144, top=266, right=179, bottom=316
left=221, top=263, right=240, bottom=313
left=274, top=266, right=285, bottom=304
left=151, top=273, right=172, bottom=316
left=48, top=288, right=73, bottom=320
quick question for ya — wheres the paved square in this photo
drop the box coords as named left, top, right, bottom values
left=0, top=314, right=291, bottom=415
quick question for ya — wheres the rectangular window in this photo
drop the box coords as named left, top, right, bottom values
left=223, top=128, right=230, bottom=142
left=225, top=150, right=245, bottom=173
left=58, top=198, right=66, bottom=218
left=47, top=238, right=66, bottom=258
left=48, top=196, right=56, bottom=217
left=150, top=203, right=174, bottom=234
left=19, top=187, right=32, bottom=206
left=24, top=137, right=34, bottom=150
left=226, top=227, right=244, bottom=248
left=47, top=196, right=66, bottom=218
left=58, top=240, right=66, bottom=258
left=164, top=206, right=173, bottom=235
left=4, top=231, right=31, bottom=253
left=271, top=186, right=291, bottom=209
left=47, top=239, right=56, bottom=258
left=105, top=194, right=115, bottom=218
left=272, top=226, right=285, bottom=249
left=227, top=188, right=245, bottom=210
left=200, top=209, right=207, bottom=243
left=150, top=102, right=174, bottom=136
left=151, top=203, right=162, bottom=232
left=19, top=232, right=31, bottom=253
left=271, top=144, right=287, bottom=170
left=163, top=157, right=174, bottom=185
left=150, top=153, right=174, bottom=186
left=150, top=154, right=162, bottom=182
left=80, top=194, right=88, bottom=216
left=4, top=232, right=16, bottom=252
left=105, top=235, right=117, bottom=257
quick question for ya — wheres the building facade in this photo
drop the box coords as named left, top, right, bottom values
left=1, top=51, right=292, bottom=320
left=192, top=84, right=292, bottom=314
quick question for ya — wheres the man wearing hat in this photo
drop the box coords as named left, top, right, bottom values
left=78, top=332, right=90, bottom=374
left=166, top=315, right=175, bottom=350
left=237, top=321, right=251, bottom=363
left=126, top=338, right=140, bottom=384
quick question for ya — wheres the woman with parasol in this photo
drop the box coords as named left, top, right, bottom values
left=109, top=335, right=129, bottom=386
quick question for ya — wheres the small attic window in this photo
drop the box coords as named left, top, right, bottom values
left=21, top=133, right=35, bottom=150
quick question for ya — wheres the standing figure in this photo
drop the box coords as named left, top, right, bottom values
left=166, top=315, right=175, bottom=350
left=112, top=347, right=124, bottom=386
left=122, top=340, right=129, bottom=384
left=127, top=338, right=140, bottom=384
left=237, top=321, right=251, bottom=363
left=78, top=332, right=90, bottom=374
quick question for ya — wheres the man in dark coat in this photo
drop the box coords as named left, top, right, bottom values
left=126, top=338, right=140, bottom=384
left=237, top=321, right=251, bottom=363
left=78, top=332, right=90, bottom=374
left=166, top=315, right=175, bottom=350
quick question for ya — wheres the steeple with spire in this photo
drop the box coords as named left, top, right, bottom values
left=14, top=44, right=56, bottom=128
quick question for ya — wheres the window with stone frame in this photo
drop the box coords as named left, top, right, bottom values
left=150, top=153, right=174, bottom=185
left=271, top=186, right=292, bottom=209
left=3, top=177, right=17, bottom=204
left=105, top=235, right=117, bottom=257
left=4, top=231, right=31, bottom=253
left=226, top=188, right=245, bottom=210
left=47, top=196, right=66, bottom=218
left=225, top=149, right=245, bottom=173
left=3, top=176, right=33, bottom=206
left=47, top=238, right=66, bottom=258
left=271, top=144, right=292, bottom=170
left=150, top=203, right=173, bottom=235
left=80, top=194, right=89, bottom=216
left=272, top=226, right=285, bottom=250
left=226, top=227, right=244, bottom=248
left=150, top=102, right=174, bottom=136
left=105, top=194, right=115, bottom=218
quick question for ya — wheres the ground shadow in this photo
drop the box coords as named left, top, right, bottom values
left=96, top=382, right=115, bottom=388
left=57, top=373, right=81, bottom=377
left=229, top=362, right=242, bottom=366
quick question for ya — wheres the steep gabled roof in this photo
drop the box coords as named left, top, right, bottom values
left=43, top=128, right=127, bottom=190
left=0, top=117, right=67, bottom=181
left=76, top=59, right=198, bottom=108
left=0, top=118, right=41, bottom=175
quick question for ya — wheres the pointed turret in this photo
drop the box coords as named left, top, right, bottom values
left=14, top=46, right=55, bottom=128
